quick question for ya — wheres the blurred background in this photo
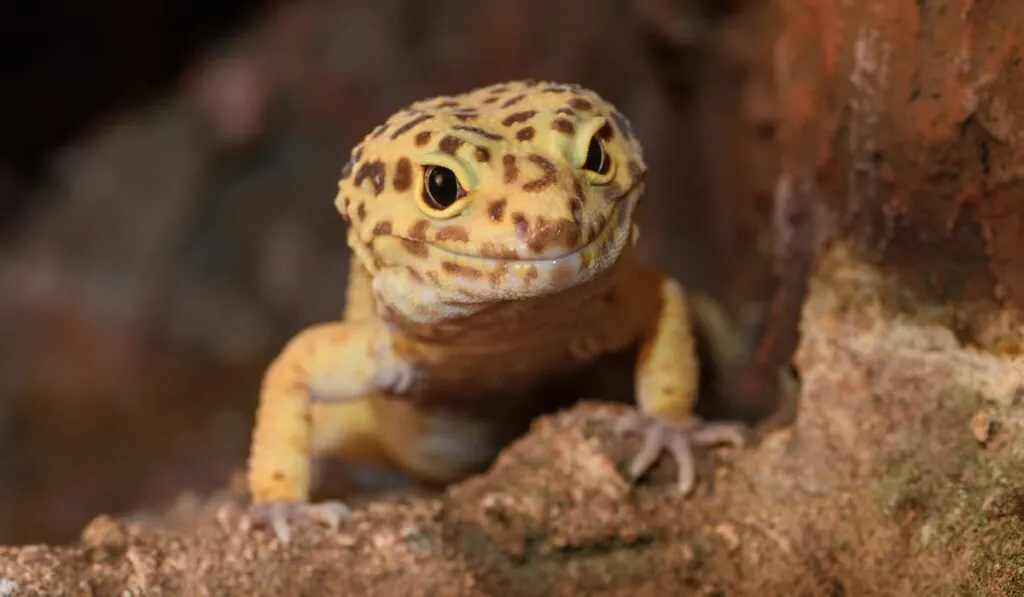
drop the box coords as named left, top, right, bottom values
left=0, top=0, right=780, bottom=544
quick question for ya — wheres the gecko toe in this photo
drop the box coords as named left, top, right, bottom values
left=689, top=421, right=749, bottom=448
left=612, top=410, right=644, bottom=436
left=245, top=500, right=351, bottom=544
left=615, top=411, right=748, bottom=495
left=665, top=428, right=698, bottom=494
left=307, top=501, right=351, bottom=529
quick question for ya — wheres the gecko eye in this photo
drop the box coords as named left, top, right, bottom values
left=582, top=136, right=610, bottom=175
left=423, top=166, right=465, bottom=211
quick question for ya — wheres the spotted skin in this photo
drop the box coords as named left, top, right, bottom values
left=246, top=81, right=751, bottom=540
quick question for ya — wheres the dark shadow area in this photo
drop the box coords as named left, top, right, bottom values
left=0, top=0, right=273, bottom=232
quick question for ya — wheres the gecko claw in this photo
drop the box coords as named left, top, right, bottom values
left=243, top=500, right=351, bottom=544
left=614, top=412, right=749, bottom=494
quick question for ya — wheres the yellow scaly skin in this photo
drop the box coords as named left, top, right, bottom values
left=246, top=81, right=749, bottom=542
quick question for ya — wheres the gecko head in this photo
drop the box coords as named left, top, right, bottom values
left=335, top=80, right=647, bottom=326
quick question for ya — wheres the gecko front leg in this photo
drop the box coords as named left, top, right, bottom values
left=245, top=319, right=412, bottom=542
left=617, top=274, right=749, bottom=494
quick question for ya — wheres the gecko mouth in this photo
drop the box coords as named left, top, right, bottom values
left=430, top=199, right=624, bottom=264
left=378, top=185, right=639, bottom=268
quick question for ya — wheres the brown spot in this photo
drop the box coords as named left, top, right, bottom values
left=573, top=179, right=586, bottom=204
left=372, top=220, right=393, bottom=235
left=426, top=271, right=441, bottom=286
left=488, top=199, right=507, bottom=222
left=516, top=126, right=535, bottom=141
left=393, top=158, right=412, bottom=192
left=603, top=183, right=624, bottom=204
left=569, top=199, right=583, bottom=225
left=438, top=135, right=465, bottom=154
left=555, top=107, right=575, bottom=116
left=441, top=261, right=483, bottom=280
left=453, top=125, right=503, bottom=141
left=512, top=212, right=530, bottom=239
left=522, top=154, right=557, bottom=192
left=617, top=201, right=630, bottom=225
left=488, top=263, right=509, bottom=287
left=662, top=387, right=678, bottom=396
left=597, top=122, right=615, bottom=141
left=352, top=146, right=364, bottom=162
left=628, top=159, right=644, bottom=180
left=452, top=110, right=478, bottom=121
left=482, top=96, right=500, bottom=104
left=390, top=114, right=434, bottom=140
left=370, top=124, right=388, bottom=138
left=543, top=85, right=571, bottom=93
left=526, top=216, right=582, bottom=253
left=356, top=202, right=367, bottom=221
left=502, top=155, right=519, bottom=183
left=502, top=110, right=536, bottom=126
left=474, top=147, right=491, bottom=163
left=436, top=226, right=470, bottom=243
left=500, top=94, right=527, bottom=108
left=353, top=160, right=387, bottom=195
left=405, top=266, right=424, bottom=283
left=587, top=217, right=603, bottom=243
left=436, top=100, right=459, bottom=109
left=401, top=238, right=428, bottom=258
left=552, top=118, right=575, bottom=135
left=602, top=290, right=617, bottom=304
left=479, top=242, right=519, bottom=260
left=408, top=219, right=430, bottom=240
left=272, top=471, right=286, bottom=481
left=611, top=110, right=635, bottom=140
left=524, top=265, right=539, bottom=285
left=568, top=98, right=593, bottom=111
left=414, top=131, right=433, bottom=146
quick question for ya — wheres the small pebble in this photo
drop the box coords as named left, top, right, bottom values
left=969, top=410, right=993, bottom=445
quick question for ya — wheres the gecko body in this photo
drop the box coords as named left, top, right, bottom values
left=246, top=81, right=749, bottom=541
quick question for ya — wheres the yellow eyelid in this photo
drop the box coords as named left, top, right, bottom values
left=573, top=117, right=616, bottom=184
left=413, top=152, right=474, bottom=219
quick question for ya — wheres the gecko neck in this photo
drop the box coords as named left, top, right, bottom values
left=380, top=248, right=636, bottom=352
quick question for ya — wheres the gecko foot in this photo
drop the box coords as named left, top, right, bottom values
left=242, top=500, right=351, bottom=544
left=614, top=412, right=749, bottom=495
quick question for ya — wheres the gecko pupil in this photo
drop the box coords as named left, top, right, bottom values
left=582, top=136, right=609, bottom=174
left=424, top=166, right=463, bottom=210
